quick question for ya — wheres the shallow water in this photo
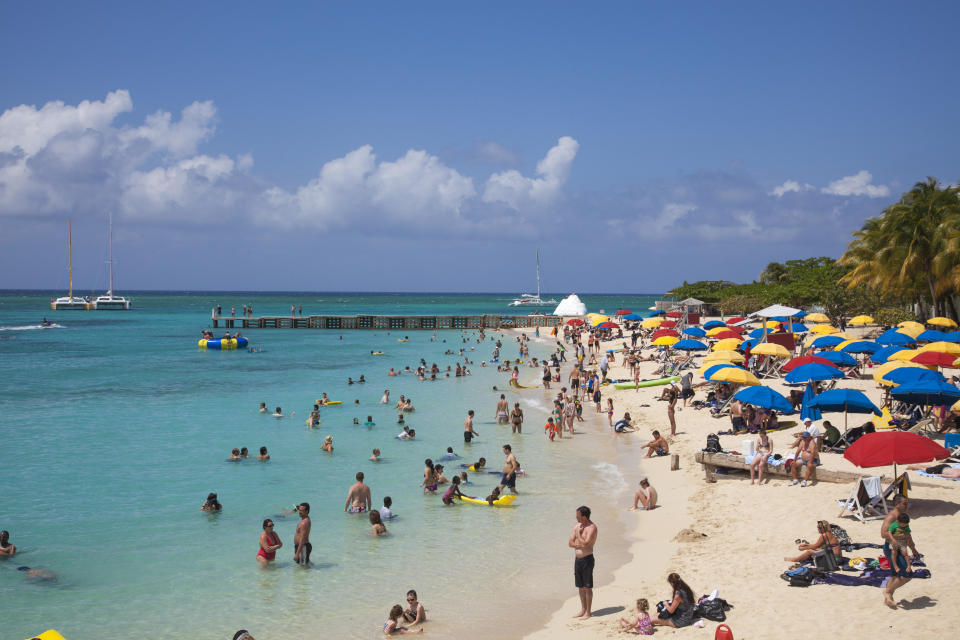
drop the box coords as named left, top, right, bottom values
left=0, top=291, right=654, bottom=639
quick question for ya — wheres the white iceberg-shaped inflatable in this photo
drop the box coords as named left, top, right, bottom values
left=553, top=294, right=586, bottom=316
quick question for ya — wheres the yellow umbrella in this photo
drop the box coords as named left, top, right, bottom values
left=652, top=335, right=679, bottom=346
left=806, top=312, right=830, bottom=323
left=712, top=338, right=743, bottom=351
left=810, top=324, right=838, bottom=334
left=849, top=315, right=874, bottom=325
left=872, top=360, right=928, bottom=385
left=642, top=318, right=664, bottom=329
left=704, top=350, right=745, bottom=364
left=833, top=339, right=856, bottom=352
left=898, top=320, right=924, bottom=332
left=952, top=398, right=960, bottom=412
left=751, top=342, right=791, bottom=358
left=589, top=315, right=610, bottom=327
left=698, top=361, right=738, bottom=376
left=708, top=367, right=760, bottom=386
left=887, top=349, right=920, bottom=362
left=920, top=341, right=960, bottom=356
left=706, top=326, right=730, bottom=337
left=761, top=320, right=780, bottom=329
left=928, top=316, right=958, bottom=328
left=896, top=325, right=923, bottom=339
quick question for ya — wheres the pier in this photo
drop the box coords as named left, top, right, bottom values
left=211, top=313, right=564, bottom=331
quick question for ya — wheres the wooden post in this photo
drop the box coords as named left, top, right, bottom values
left=670, top=454, right=680, bottom=471
left=704, top=463, right=716, bottom=483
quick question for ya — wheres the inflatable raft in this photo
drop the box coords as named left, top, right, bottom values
left=199, top=337, right=249, bottom=350
left=459, top=494, right=516, bottom=507
left=612, top=375, right=680, bottom=390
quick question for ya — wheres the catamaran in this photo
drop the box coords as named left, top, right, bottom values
left=51, top=218, right=93, bottom=310
left=92, top=214, right=131, bottom=310
left=509, top=249, right=557, bottom=306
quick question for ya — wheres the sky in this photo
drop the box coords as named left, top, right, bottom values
left=1, top=1, right=958, bottom=294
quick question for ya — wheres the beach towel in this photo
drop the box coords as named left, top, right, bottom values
left=862, top=476, right=882, bottom=498
left=916, top=470, right=960, bottom=481
left=812, top=566, right=930, bottom=587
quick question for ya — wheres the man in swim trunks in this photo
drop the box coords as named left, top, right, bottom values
left=293, top=502, right=312, bottom=565
left=790, top=432, right=820, bottom=487
left=497, top=444, right=519, bottom=495
left=881, top=496, right=917, bottom=608
left=464, top=410, right=478, bottom=443
left=496, top=394, right=509, bottom=424
left=569, top=505, right=598, bottom=620
left=642, top=431, right=669, bottom=458
left=345, top=471, right=372, bottom=513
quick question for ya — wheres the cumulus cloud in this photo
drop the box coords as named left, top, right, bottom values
left=477, top=141, right=519, bottom=165
left=482, top=136, right=578, bottom=211
left=770, top=179, right=814, bottom=197
left=821, top=170, right=890, bottom=198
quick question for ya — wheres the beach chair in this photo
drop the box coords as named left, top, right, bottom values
left=903, top=417, right=936, bottom=436
left=838, top=476, right=889, bottom=522
left=881, top=472, right=910, bottom=501
left=822, top=423, right=845, bottom=452
left=710, top=393, right=733, bottom=419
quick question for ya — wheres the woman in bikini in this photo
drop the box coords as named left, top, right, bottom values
left=750, top=429, right=773, bottom=485
left=421, top=459, right=438, bottom=493
left=256, top=519, right=282, bottom=565
left=784, top=520, right=842, bottom=564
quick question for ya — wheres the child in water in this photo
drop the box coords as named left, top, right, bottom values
left=442, top=476, right=465, bottom=504
left=384, top=604, right=422, bottom=634
left=485, top=486, right=501, bottom=505
left=618, top=598, right=653, bottom=634
left=370, top=510, right=388, bottom=536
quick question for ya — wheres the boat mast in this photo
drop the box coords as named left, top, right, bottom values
left=536, top=249, right=541, bottom=299
left=68, top=218, right=73, bottom=299
left=108, top=214, right=114, bottom=296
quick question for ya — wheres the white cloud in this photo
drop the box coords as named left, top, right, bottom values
left=477, top=141, right=519, bottom=165
left=770, top=179, right=814, bottom=197
left=821, top=170, right=890, bottom=198
left=482, top=136, right=578, bottom=211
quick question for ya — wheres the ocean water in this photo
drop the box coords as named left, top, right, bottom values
left=0, top=291, right=656, bottom=639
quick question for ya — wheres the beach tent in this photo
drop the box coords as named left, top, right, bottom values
left=733, top=385, right=795, bottom=413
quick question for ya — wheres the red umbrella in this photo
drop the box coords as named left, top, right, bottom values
left=844, top=431, right=950, bottom=475
left=666, top=311, right=683, bottom=318
left=615, top=309, right=632, bottom=315
left=781, top=355, right=835, bottom=372
left=597, top=321, right=619, bottom=329
left=660, top=320, right=677, bottom=328
left=652, top=329, right=680, bottom=339
left=911, top=351, right=959, bottom=368
left=712, top=330, right=743, bottom=340
left=566, top=318, right=584, bottom=326
left=726, top=317, right=746, bottom=325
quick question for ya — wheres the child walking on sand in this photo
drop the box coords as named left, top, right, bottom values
left=618, top=598, right=653, bottom=635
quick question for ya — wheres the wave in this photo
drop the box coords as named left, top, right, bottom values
left=521, top=398, right=549, bottom=413
left=0, top=323, right=65, bottom=331
left=591, top=461, right=629, bottom=495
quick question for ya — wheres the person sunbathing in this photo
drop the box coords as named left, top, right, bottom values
left=784, top=520, right=842, bottom=564
left=905, top=462, right=960, bottom=478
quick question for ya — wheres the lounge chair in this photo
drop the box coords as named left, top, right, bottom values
left=838, top=476, right=889, bottom=522
left=881, top=472, right=910, bottom=502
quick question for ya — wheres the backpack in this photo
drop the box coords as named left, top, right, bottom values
left=780, top=566, right=814, bottom=587
left=704, top=433, right=721, bottom=453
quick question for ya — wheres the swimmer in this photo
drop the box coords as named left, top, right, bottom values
left=258, top=446, right=270, bottom=461
left=407, top=429, right=416, bottom=439
left=258, top=402, right=267, bottom=413
left=17, top=566, right=56, bottom=581
left=381, top=390, right=390, bottom=404
left=0, top=530, right=16, bottom=557
left=359, top=375, right=366, bottom=383
left=459, top=471, right=470, bottom=484
left=319, top=393, right=330, bottom=406
left=365, top=416, right=376, bottom=426
left=385, top=604, right=423, bottom=635
left=397, top=426, right=412, bottom=440
left=272, top=407, right=284, bottom=418
left=322, top=435, right=334, bottom=453
left=353, top=417, right=360, bottom=425
left=379, top=496, right=393, bottom=520
left=256, top=519, right=282, bottom=565
left=438, top=446, right=459, bottom=461
left=370, top=510, right=388, bottom=536
left=345, top=471, right=371, bottom=513
left=370, top=448, right=381, bottom=461
left=240, top=447, right=250, bottom=459
left=421, top=459, right=438, bottom=493
left=201, top=492, right=222, bottom=511
left=229, top=448, right=241, bottom=460
left=442, top=476, right=465, bottom=504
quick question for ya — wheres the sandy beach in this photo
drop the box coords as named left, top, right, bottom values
left=519, top=322, right=960, bottom=639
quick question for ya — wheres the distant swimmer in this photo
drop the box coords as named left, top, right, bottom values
left=381, top=390, right=390, bottom=404
left=438, top=447, right=459, bottom=461
left=379, top=496, right=393, bottom=520
left=395, top=395, right=407, bottom=410
left=365, top=416, right=376, bottom=426
left=359, top=375, right=366, bottom=383
left=345, top=471, right=371, bottom=514
left=397, top=426, right=412, bottom=440
left=322, top=435, right=334, bottom=453
left=293, top=503, right=312, bottom=565
left=0, top=530, right=16, bottom=557
left=229, top=448, right=241, bottom=461
left=388, top=368, right=398, bottom=376
left=259, top=402, right=267, bottom=413
left=370, top=448, right=381, bottom=462
left=319, top=393, right=330, bottom=406
left=17, top=566, right=56, bottom=581
left=258, top=446, right=270, bottom=461
left=369, top=510, right=388, bottom=536
left=201, top=492, right=222, bottom=512
left=240, top=447, right=250, bottom=459
left=256, top=519, right=282, bottom=565
left=272, top=407, right=285, bottom=418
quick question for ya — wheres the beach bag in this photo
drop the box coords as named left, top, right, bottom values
left=656, top=601, right=672, bottom=619
left=813, top=549, right=839, bottom=572
left=781, top=566, right=814, bottom=587
left=704, top=433, right=721, bottom=453
left=695, top=597, right=730, bottom=622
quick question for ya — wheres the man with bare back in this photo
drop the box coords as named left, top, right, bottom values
left=344, top=472, right=371, bottom=514
left=569, top=505, right=598, bottom=620
left=293, top=502, right=312, bottom=565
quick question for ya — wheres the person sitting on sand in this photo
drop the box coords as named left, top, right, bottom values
left=201, top=492, right=222, bottom=512
left=384, top=604, right=423, bottom=635
left=403, top=589, right=427, bottom=625
left=790, top=431, right=820, bottom=487
left=1, top=530, right=17, bottom=557
left=784, top=520, right=842, bottom=564
left=642, top=431, right=669, bottom=458
left=614, top=412, right=636, bottom=433
left=370, top=510, right=388, bottom=536
left=442, top=476, right=465, bottom=504
left=650, top=573, right=695, bottom=628
left=618, top=598, right=653, bottom=635
left=630, top=478, right=658, bottom=511
left=321, top=435, right=334, bottom=453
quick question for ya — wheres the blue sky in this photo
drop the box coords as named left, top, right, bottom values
left=1, top=1, right=958, bottom=293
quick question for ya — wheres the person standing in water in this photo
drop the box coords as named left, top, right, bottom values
left=510, top=403, right=524, bottom=434
left=497, top=444, right=519, bottom=495
left=495, top=394, right=509, bottom=425
left=293, top=503, right=312, bottom=565
left=345, top=471, right=372, bottom=513
left=569, top=505, right=598, bottom=619
left=463, top=410, right=479, bottom=443
left=0, top=530, right=16, bottom=557
left=256, top=519, right=282, bottom=565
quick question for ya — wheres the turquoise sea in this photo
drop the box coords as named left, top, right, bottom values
left=0, top=291, right=657, bottom=639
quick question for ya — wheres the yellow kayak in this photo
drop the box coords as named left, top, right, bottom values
left=27, top=632, right=66, bottom=640
left=459, top=494, right=516, bottom=507
left=315, top=400, right=342, bottom=405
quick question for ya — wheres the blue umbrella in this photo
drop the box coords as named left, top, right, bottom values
left=876, top=330, right=916, bottom=346
left=793, top=311, right=807, bottom=318
left=748, top=328, right=765, bottom=340
left=943, top=331, right=960, bottom=343
left=702, top=363, right=742, bottom=379
left=790, top=323, right=809, bottom=333
left=818, top=350, right=857, bottom=367
left=810, top=388, right=882, bottom=429
left=770, top=316, right=789, bottom=322
left=916, top=329, right=948, bottom=342
left=870, top=345, right=908, bottom=364
left=648, top=310, right=666, bottom=317
left=840, top=340, right=881, bottom=354
left=674, top=339, right=708, bottom=351
left=800, top=381, right=821, bottom=421
left=739, top=338, right=759, bottom=351
left=623, top=313, right=643, bottom=320
left=785, top=362, right=845, bottom=384
left=810, top=335, right=846, bottom=348
left=704, top=320, right=725, bottom=329
left=891, top=380, right=960, bottom=406
left=733, top=385, right=795, bottom=413
left=682, top=327, right=707, bottom=337
left=881, top=368, right=946, bottom=386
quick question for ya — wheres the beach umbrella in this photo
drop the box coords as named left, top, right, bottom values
left=711, top=330, right=743, bottom=340
left=597, top=321, right=619, bottom=329
left=704, top=350, right=746, bottom=364
left=615, top=309, right=632, bottom=316
left=849, top=315, right=874, bottom=326
left=870, top=345, right=908, bottom=364
left=750, top=342, right=791, bottom=358
left=839, top=340, right=882, bottom=355
left=916, top=329, right=948, bottom=342
left=641, top=318, right=664, bottom=328
left=706, top=326, right=731, bottom=337
left=818, top=351, right=858, bottom=367
left=943, top=331, right=960, bottom=343
left=800, top=381, right=821, bottom=421
left=891, top=380, right=960, bottom=406
left=811, top=388, right=881, bottom=430
left=660, top=320, right=677, bottom=328
left=910, top=351, right=959, bottom=368
left=784, top=362, right=844, bottom=384
left=782, top=355, right=835, bottom=372
left=896, top=323, right=924, bottom=339
left=790, top=323, right=810, bottom=333
left=674, top=339, right=708, bottom=351
left=872, top=361, right=929, bottom=385
left=725, top=317, right=746, bottom=325
left=806, top=312, right=830, bottom=323
left=810, top=335, right=846, bottom=349
left=810, top=324, right=839, bottom=334
left=876, top=330, right=916, bottom=346
left=666, top=311, right=683, bottom=318
left=591, top=316, right=611, bottom=327
left=682, top=327, right=707, bottom=337
left=880, top=367, right=945, bottom=387
left=733, top=385, right=795, bottom=413
left=739, top=338, right=760, bottom=351
left=712, top=338, right=744, bottom=352
left=652, top=335, right=679, bottom=346
left=648, top=310, right=666, bottom=316
left=919, top=341, right=960, bottom=356
left=844, top=431, right=950, bottom=476
left=623, top=313, right=643, bottom=320
left=652, top=329, right=680, bottom=339
left=887, top=349, right=921, bottom=362
left=699, top=362, right=743, bottom=378
left=708, top=367, right=760, bottom=386
left=566, top=318, right=584, bottom=326
left=928, top=316, right=959, bottom=329
left=704, top=320, right=726, bottom=329
left=953, top=398, right=960, bottom=412
left=760, top=320, right=780, bottom=329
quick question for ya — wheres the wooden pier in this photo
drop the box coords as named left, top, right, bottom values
left=211, top=313, right=565, bottom=331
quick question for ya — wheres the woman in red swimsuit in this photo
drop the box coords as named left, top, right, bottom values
left=256, top=519, right=282, bottom=565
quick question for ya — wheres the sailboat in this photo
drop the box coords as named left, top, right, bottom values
left=92, top=214, right=131, bottom=310
left=509, top=249, right=557, bottom=307
left=51, top=218, right=93, bottom=310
